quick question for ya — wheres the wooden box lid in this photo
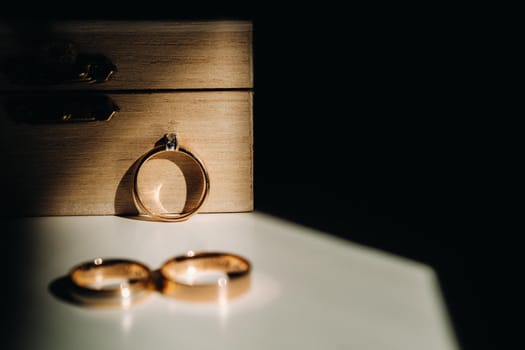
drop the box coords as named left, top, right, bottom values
left=0, top=20, right=253, bottom=90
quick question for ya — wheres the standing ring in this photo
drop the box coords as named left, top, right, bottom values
left=132, top=133, right=210, bottom=222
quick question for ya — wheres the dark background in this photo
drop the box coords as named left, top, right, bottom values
left=2, top=3, right=498, bottom=349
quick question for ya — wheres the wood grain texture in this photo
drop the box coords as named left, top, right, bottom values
left=0, top=21, right=252, bottom=90
left=0, top=91, right=253, bottom=216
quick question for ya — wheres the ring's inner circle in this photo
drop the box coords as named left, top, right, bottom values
left=136, top=150, right=206, bottom=216
left=71, top=262, right=150, bottom=291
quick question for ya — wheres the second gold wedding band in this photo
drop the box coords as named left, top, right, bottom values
left=132, top=133, right=210, bottom=222
left=69, top=258, right=153, bottom=307
left=160, top=251, right=252, bottom=301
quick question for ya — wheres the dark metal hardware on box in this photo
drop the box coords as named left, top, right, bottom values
left=6, top=94, right=119, bottom=123
left=3, top=41, right=116, bottom=85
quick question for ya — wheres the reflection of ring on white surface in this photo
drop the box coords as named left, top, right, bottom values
left=69, top=258, right=153, bottom=307
left=132, top=133, right=210, bottom=222
left=160, top=251, right=251, bottom=302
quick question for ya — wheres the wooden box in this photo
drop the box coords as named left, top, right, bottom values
left=0, top=21, right=253, bottom=216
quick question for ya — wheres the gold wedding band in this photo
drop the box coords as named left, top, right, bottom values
left=160, top=251, right=251, bottom=301
left=132, top=133, right=210, bottom=222
left=69, top=258, right=153, bottom=307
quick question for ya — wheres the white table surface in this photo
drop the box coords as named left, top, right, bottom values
left=2, top=212, right=458, bottom=350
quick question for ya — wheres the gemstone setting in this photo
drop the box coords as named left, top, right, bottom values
left=164, top=133, right=178, bottom=151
